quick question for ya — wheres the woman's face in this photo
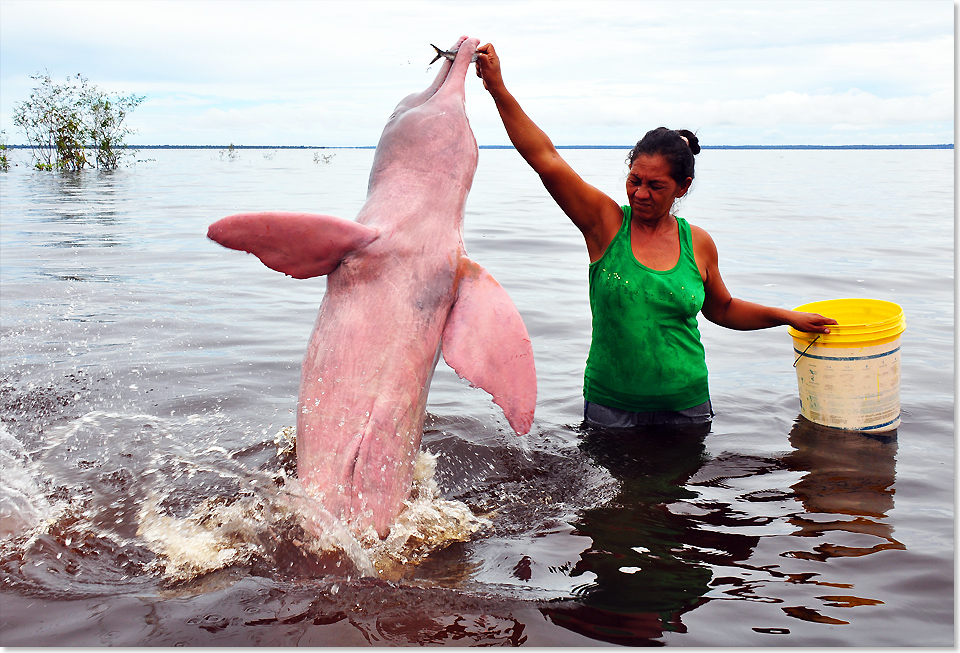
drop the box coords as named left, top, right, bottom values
left=625, top=154, right=692, bottom=223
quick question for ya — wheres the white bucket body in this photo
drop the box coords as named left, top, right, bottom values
left=793, top=337, right=901, bottom=432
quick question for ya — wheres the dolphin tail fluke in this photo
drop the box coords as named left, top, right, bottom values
left=441, top=258, right=537, bottom=435
left=207, top=212, right=379, bottom=279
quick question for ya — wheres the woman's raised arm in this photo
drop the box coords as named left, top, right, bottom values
left=475, top=43, right=622, bottom=261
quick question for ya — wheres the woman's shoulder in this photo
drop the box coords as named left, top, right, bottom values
left=680, top=218, right=712, bottom=241
left=683, top=219, right=719, bottom=262
left=583, top=199, right=630, bottom=263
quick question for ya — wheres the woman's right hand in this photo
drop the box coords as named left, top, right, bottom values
left=475, top=43, right=502, bottom=93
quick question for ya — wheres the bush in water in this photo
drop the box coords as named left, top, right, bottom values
left=12, top=72, right=143, bottom=171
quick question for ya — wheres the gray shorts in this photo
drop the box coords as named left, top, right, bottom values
left=583, top=399, right=714, bottom=428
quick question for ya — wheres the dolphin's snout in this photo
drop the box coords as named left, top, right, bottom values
left=430, top=43, right=480, bottom=65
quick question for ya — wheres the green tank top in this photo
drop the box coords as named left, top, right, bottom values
left=583, top=207, right=709, bottom=412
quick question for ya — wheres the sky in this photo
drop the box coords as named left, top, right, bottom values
left=0, top=0, right=954, bottom=147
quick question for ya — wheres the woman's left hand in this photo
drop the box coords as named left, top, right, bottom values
left=789, top=311, right=838, bottom=334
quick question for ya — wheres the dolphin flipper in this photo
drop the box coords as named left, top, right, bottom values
left=441, top=258, right=537, bottom=435
left=208, top=212, right=379, bottom=279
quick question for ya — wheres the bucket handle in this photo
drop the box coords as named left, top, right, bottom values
left=793, top=335, right=821, bottom=367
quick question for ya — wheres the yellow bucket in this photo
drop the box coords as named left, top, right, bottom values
left=788, top=299, right=905, bottom=432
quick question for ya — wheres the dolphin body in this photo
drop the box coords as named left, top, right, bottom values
left=207, top=36, right=536, bottom=539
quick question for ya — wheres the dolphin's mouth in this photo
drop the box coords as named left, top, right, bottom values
left=421, top=36, right=476, bottom=101
left=386, top=37, right=475, bottom=122
left=429, top=41, right=479, bottom=65
left=434, top=39, right=469, bottom=78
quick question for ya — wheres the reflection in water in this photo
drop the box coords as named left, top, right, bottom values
left=542, top=422, right=729, bottom=644
left=229, top=582, right=532, bottom=647
left=542, top=417, right=901, bottom=645
left=19, top=172, right=127, bottom=266
left=782, top=417, right=902, bottom=562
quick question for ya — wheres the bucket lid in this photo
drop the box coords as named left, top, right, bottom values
left=788, top=298, right=905, bottom=346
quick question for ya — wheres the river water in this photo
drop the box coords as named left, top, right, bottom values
left=0, top=145, right=953, bottom=646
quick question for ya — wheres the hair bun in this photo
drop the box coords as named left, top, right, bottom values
left=677, top=129, right=700, bottom=155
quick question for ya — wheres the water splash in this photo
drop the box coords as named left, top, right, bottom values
left=0, top=424, right=53, bottom=538
left=133, top=426, right=487, bottom=583
left=363, top=449, right=489, bottom=578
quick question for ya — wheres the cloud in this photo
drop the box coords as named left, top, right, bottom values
left=1, top=0, right=953, bottom=146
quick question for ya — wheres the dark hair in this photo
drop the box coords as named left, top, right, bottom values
left=626, top=127, right=700, bottom=186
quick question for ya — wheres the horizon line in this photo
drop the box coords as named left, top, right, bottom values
left=3, top=143, right=954, bottom=150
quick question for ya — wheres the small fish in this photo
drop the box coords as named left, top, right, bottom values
left=429, top=43, right=480, bottom=64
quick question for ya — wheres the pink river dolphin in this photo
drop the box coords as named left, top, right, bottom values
left=207, top=36, right=536, bottom=539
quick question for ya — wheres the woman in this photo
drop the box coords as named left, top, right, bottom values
left=474, top=43, right=836, bottom=428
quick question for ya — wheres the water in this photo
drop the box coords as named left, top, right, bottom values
left=0, top=145, right=953, bottom=646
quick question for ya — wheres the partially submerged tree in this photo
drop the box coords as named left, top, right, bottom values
left=83, top=82, right=143, bottom=169
left=13, top=73, right=86, bottom=171
left=0, top=130, right=9, bottom=171
left=13, top=73, right=143, bottom=171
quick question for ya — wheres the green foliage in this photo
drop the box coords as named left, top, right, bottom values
left=12, top=73, right=143, bottom=171
left=13, top=73, right=87, bottom=171
left=84, top=84, right=144, bottom=169
left=0, top=130, right=8, bottom=172
left=219, top=142, right=239, bottom=160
